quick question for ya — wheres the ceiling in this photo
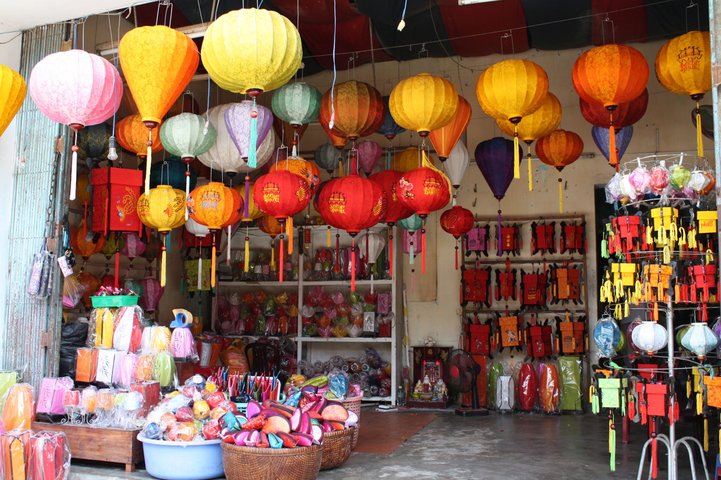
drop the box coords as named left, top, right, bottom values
left=131, top=0, right=709, bottom=74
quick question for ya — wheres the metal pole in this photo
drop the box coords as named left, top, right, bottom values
left=712, top=0, right=721, bottom=263
left=667, top=303, right=676, bottom=480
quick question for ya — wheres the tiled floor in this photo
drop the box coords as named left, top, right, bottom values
left=70, top=410, right=713, bottom=480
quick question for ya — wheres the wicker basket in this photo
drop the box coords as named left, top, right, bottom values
left=320, top=427, right=355, bottom=471
left=342, top=394, right=363, bottom=449
left=221, top=443, right=322, bottom=480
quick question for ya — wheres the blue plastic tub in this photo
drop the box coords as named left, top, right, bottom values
left=138, top=434, right=224, bottom=480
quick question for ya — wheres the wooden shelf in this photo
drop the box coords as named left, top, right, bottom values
left=299, top=336, right=393, bottom=343
left=217, top=280, right=298, bottom=287
left=303, top=279, right=393, bottom=287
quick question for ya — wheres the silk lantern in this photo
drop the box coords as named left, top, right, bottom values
left=185, top=217, right=211, bottom=290
left=137, top=185, right=186, bottom=287
left=681, top=322, right=718, bottom=360
left=390, top=73, right=458, bottom=138
left=443, top=142, right=470, bottom=201
left=377, top=95, right=405, bottom=140
left=572, top=44, right=648, bottom=169
left=314, top=142, right=341, bottom=175
left=392, top=147, right=421, bottom=173
left=631, top=321, right=668, bottom=356
left=398, top=214, right=423, bottom=280
left=29, top=49, right=122, bottom=201
left=253, top=171, right=311, bottom=281
left=189, top=182, right=237, bottom=288
left=592, top=126, right=634, bottom=167
left=160, top=113, right=216, bottom=206
left=440, top=205, right=475, bottom=270
left=202, top=8, right=302, bottom=168
left=121, top=233, right=147, bottom=267
left=580, top=89, right=648, bottom=128
left=70, top=222, right=105, bottom=260
left=257, top=215, right=283, bottom=273
left=140, top=276, right=163, bottom=313
left=316, top=168, right=385, bottom=290
left=234, top=183, right=263, bottom=222
left=358, top=232, right=386, bottom=293
left=77, top=123, right=112, bottom=167
left=116, top=114, right=162, bottom=159
left=271, top=82, right=320, bottom=155
left=369, top=169, right=413, bottom=278
left=269, top=157, right=320, bottom=192
left=535, top=130, right=583, bottom=213
left=0, top=64, right=26, bottom=138
left=322, top=120, right=348, bottom=150
left=429, top=96, right=472, bottom=161
left=224, top=100, right=273, bottom=168
left=273, top=117, right=308, bottom=151
left=319, top=80, right=384, bottom=142
left=655, top=31, right=712, bottom=159
left=476, top=59, right=548, bottom=181
left=119, top=25, right=199, bottom=194
left=357, top=140, right=383, bottom=176
left=78, top=271, right=101, bottom=309
left=396, top=167, right=451, bottom=273
left=497, top=92, right=561, bottom=191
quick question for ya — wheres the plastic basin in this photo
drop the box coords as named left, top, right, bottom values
left=91, top=295, right=139, bottom=308
left=138, top=434, right=224, bottom=480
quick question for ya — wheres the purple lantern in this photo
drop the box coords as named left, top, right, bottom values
left=592, top=125, right=633, bottom=166
left=121, top=233, right=146, bottom=261
left=224, top=100, right=273, bottom=169
left=140, top=276, right=164, bottom=313
left=357, top=140, right=382, bottom=176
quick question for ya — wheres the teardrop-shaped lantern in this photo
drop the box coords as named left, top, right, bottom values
left=0, top=64, right=26, bottom=138
left=591, top=126, right=634, bottom=167
left=680, top=322, right=718, bottom=360
left=319, top=80, right=384, bottom=141
left=357, top=140, right=383, bottom=176
left=390, top=73, right=458, bottom=136
left=377, top=95, right=405, bottom=140
left=535, top=130, right=583, bottom=213
left=593, top=314, right=622, bottom=357
left=314, top=142, right=341, bottom=175
left=443, top=142, right=470, bottom=197
left=631, top=321, right=668, bottom=356
left=359, top=231, right=386, bottom=294
left=429, top=96, right=471, bottom=161
left=580, top=89, right=648, bottom=129
left=224, top=100, right=273, bottom=161
left=440, top=205, right=475, bottom=269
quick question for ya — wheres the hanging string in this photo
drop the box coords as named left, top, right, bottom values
left=197, top=237, right=202, bottom=291
left=244, top=226, right=250, bottom=273
left=397, top=0, right=408, bottom=31
left=328, top=0, right=337, bottom=130
left=527, top=151, right=533, bottom=191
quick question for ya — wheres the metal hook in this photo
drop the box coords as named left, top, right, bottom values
left=499, top=32, right=514, bottom=55
left=685, top=1, right=700, bottom=32
left=601, top=15, right=615, bottom=45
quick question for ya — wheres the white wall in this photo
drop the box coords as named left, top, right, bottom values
left=0, top=32, right=22, bottom=360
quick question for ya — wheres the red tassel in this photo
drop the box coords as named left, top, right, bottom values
left=455, top=242, right=459, bottom=270
left=609, top=115, right=618, bottom=169
left=351, top=238, right=356, bottom=291
left=651, top=436, right=658, bottom=479
left=421, top=227, right=426, bottom=274
left=279, top=237, right=285, bottom=283
left=114, top=249, right=120, bottom=289
left=334, top=232, right=340, bottom=273
left=389, top=232, right=394, bottom=278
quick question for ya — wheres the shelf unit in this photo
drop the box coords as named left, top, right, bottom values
left=213, top=224, right=402, bottom=405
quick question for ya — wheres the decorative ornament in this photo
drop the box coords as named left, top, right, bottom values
left=314, top=142, right=341, bottom=175
left=224, top=100, right=273, bottom=169
left=0, top=64, right=26, bottom=138
left=579, top=89, right=648, bottom=128
left=390, top=73, right=458, bottom=136
left=116, top=114, right=162, bottom=158
left=440, top=205, right=475, bottom=269
left=630, top=321, right=668, bottom=356
left=591, top=126, right=634, bottom=168
left=319, top=80, right=384, bottom=142
left=535, top=129, right=584, bottom=213
left=680, top=322, right=718, bottom=360
left=357, top=140, right=383, bottom=176
left=429, top=96, right=471, bottom=161
left=271, top=82, right=320, bottom=155
left=377, top=95, right=405, bottom=140
left=442, top=142, right=470, bottom=201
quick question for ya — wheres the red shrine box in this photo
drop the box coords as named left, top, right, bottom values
left=91, top=167, right=143, bottom=236
left=130, top=381, right=161, bottom=417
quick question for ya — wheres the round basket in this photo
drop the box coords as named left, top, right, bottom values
left=221, top=442, right=322, bottom=480
left=342, top=394, right=363, bottom=449
left=320, top=427, right=355, bottom=471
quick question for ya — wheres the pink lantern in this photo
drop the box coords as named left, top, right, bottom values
left=28, top=50, right=123, bottom=201
left=357, top=140, right=383, bottom=176
left=121, top=233, right=147, bottom=261
left=140, top=276, right=164, bottom=313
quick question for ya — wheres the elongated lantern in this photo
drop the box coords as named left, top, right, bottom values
left=443, top=142, right=470, bottom=201
left=29, top=50, right=122, bottom=201
left=0, top=65, right=26, bottom=138
left=119, top=26, right=199, bottom=194
left=429, top=96, right=472, bottom=161
left=440, top=205, right=474, bottom=270
left=535, top=130, right=583, bottom=213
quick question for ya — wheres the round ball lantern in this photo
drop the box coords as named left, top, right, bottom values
left=572, top=44, right=648, bottom=168
left=429, top=96, right=472, bottom=161
left=357, top=140, right=383, bottom=176
left=77, top=123, right=112, bottom=167
left=0, top=64, right=26, bottom=139
left=271, top=82, right=320, bottom=154
left=440, top=205, right=475, bottom=269
left=314, top=142, right=341, bottom=175
left=390, top=73, right=458, bottom=138
left=269, top=157, right=320, bottom=192
left=631, top=321, right=668, bottom=356
left=70, top=223, right=105, bottom=260
left=579, top=89, right=648, bottom=128
left=535, top=129, right=584, bottom=213
left=680, top=322, right=718, bottom=360
left=319, top=80, right=384, bottom=142
left=116, top=114, right=162, bottom=159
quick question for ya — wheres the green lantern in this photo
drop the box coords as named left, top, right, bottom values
left=271, top=82, right=320, bottom=155
left=398, top=214, right=423, bottom=232
left=77, top=123, right=112, bottom=167
left=160, top=112, right=217, bottom=201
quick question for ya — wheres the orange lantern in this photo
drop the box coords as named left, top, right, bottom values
left=319, top=80, right=384, bottom=143
left=188, top=182, right=237, bottom=288
left=257, top=215, right=283, bottom=272
left=70, top=222, right=106, bottom=260
left=116, top=114, right=163, bottom=160
left=392, top=147, right=421, bottom=173
left=119, top=25, right=199, bottom=194
left=429, top=96, right=472, bottom=162
left=269, top=157, right=320, bottom=191
left=535, top=130, right=584, bottom=213
left=572, top=44, right=648, bottom=169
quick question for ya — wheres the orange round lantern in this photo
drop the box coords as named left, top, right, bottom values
left=429, top=96, right=472, bottom=162
left=71, top=222, right=106, bottom=259
left=572, top=44, right=648, bottom=168
left=319, top=80, right=384, bottom=142
left=535, top=129, right=584, bottom=213
left=579, top=89, right=648, bottom=128
left=392, top=147, right=421, bottom=173
left=269, top=157, right=320, bottom=191
left=116, top=114, right=163, bottom=160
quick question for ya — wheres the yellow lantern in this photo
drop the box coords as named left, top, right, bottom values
left=392, top=147, right=422, bottom=173
left=119, top=25, right=199, bottom=194
left=137, top=185, right=186, bottom=286
left=0, top=65, right=26, bottom=138
left=655, top=31, right=712, bottom=158
left=496, top=93, right=562, bottom=191
left=476, top=59, right=549, bottom=180
left=389, top=73, right=458, bottom=136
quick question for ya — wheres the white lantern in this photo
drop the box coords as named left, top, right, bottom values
left=631, top=321, right=668, bottom=355
left=358, top=232, right=386, bottom=294
left=443, top=142, right=470, bottom=200
left=681, top=322, right=718, bottom=360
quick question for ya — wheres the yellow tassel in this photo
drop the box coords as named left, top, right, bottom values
left=244, top=236, right=250, bottom=273
left=696, top=107, right=704, bottom=158
left=339, top=159, right=344, bottom=177
left=558, top=178, right=563, bottom=213
left=270, top=242, right=275, bottom=272
left=161, top=248, right=167, bottom=287
left=145, top=129, right=153, bottom=195
left=211, top=244, right=217, bottom=288
left=287, top=217, right=294, bottom=255
left=327, top=226, right=331, bottom=247
left=704, top=416, right=709, bottom=452
left=513, top=129, right=520, bottom=179
left=527, top=153, right=533, bottom=191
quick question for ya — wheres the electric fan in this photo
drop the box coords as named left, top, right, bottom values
left=446, top=348, right=489, bottom=416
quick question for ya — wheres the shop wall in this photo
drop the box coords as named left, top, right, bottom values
left=0, top=32, right=23, bottom=360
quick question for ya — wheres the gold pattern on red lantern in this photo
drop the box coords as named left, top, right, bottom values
left=440, top=205, right=475, bottom=270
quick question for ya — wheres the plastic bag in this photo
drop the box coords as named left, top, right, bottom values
left=153, top=351, right=175, bottom=388
left=1, top=384, right=34, bottom=431
left=113, top=354, right=138, bottom=389
left=27, top=431, right=72, bottom=480
left=74, top=348, right=97, bottom=383
left=113, top=307, right=139, bottom=353
left=628, top=164, right=651, bottom=195
left=558, top=356, right=582, bottom=412
left=80, top=386, right=97, bottom=415
left=538, top=363, right=560, bottom=414
left=0, top=372, right=18, bottom=413
left=151, top=326, right=171, bottom=353
left=61, top=274, right=87, bottom=310
left=328, top=369, right=349, bottom=399
left=36, top=377, right=73, bottom=416
left=170, top=329, right=199, bottom=361
left=136, top=354, right=155, bottom=382
left=517, top=363, right=537, bottom=412
left=604, top=172, right=622, bottom=203
left=1, top=430, right=31, bottom=480
left=649, top=163, right=670, bottom=193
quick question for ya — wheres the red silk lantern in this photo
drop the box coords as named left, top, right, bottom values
left=253, top=170, right=311, bottom=281
left=572, top=44, right=648, bottom=169
left=579, top=89, right=648, bottom=129
left=429, top=96, right=472, bottom=161
left=316, top=166, right=385, bottom=290
left=319, top=80, right=384, bottom=142
left=440, top=205, right=475, bottom=270
left=369, top=169, right=413, bottom=278
left=396, top=167, right=450, bottom=273
left=535, top=129, right=584, bottom=213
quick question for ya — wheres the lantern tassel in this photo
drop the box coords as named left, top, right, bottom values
left=704, top=415, right=709, bottom=452
left=270, top=239, right=276, bottom=272
left=609, top=415, right=616, bottom=472
left=696, top=104, right=704, bottom=159
left=145, top=129, right=153, bottom=195
left=210, top=235, right=216, bottom=289
left=161, top=235, right=168, bottom=288
left=249, top=101, right=258, bottom=169
left=70, top=132, right=78, bottom=201
left=83, top=202, right=88, bottom=238
left=558, top=177, right=564, bottom=213
left=287, top=217, right=294, bottom=255
left=226, top=225, right=232, bottom=266
left=114, top=249, right=120, bottom=289
left=608, top=115, right=618, bottom=170
left=455, top=242, right=459, bottom=270
left=421, top=223, right=426, bottom=274
left=389, top=231, right=394, bottom=278
left=334, top=232, right=340, bottom=273
left=339, top=159, right=344, bottom=177
left=327, top=226, right=331, bottom=247
left=527, top=152, right=533, bottom=192
left=513, top=128, right=520, bottom=179
left=497, top=205, right=503, bottom=256
left=409, top=235, right=414, bottom=265
left=244, top=234, right=250, bottom=273
left=243, top=175, right=250, bottom=219
left=185, top=164, right=191, bottom=221
left=351, top=238, right=356, bottom=292
left=651, top=436, right=657, bottom=478
left=197, top=255, right=202, bottom=291
left=279, top=236, right=285, bottom=282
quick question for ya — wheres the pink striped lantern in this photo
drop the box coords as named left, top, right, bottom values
left=357, top=140, right=383, bottom=176
left=140, top=276, right=164, bottom=313
left=121, top=233, right=147, bottom=266
left=28, top=50, right=122, bottom=201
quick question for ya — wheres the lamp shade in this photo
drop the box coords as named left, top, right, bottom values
left=429, top=96, right=472, bottom=161
left=357, top=140, right=383, bottom=175
left=256, top=215, right=283, bottom=238
left=188, top=182, right=236, bottom=230
left=476, top=59, right=548, bottom=122
left=116, top=114, right=162, bottom=157
left=496, top=92, right=561, bottom=143
left=185, top=217, right=210, bottom=238
left=398, top=214, right=423, bottom=232
left=271, top=82, right=321, bottom=126
left=224, top=100, right=273, bottom=159
left=443, top=142, right=470, bottom=190
left=440, top=205, right=474, bottom=269
left=253, top=170, right=311, bottom=220
left=0, top=64, right=26, bottom=138
left=631, top=321, right=668, bottom=355
left=535, top=130, right=583, bottom=172
left=392, top=147, right=421, bottom=173
left=140, top=276, right=163, bottom=313
left=396, top=167, right=451, bottom=217
left=680, top=322, right=718, bottom=359
left=316, top=174, right=385, bottom=235
left=474, top=137, right=520, bottom=201
left=579, top=89, right=648, bottom=128
left=321, top=120, right=348, bottom=149
left=592, top=314, right=622, bottom=357
left=70, top=222, right=105, bottom=259
left=319, top=80, right=384, bottom=140
left=390, top=73, right=458, bottom=136
left=201, top=8, right=302, bottom=95
left=77, top=123, right=111, bottom=166
left=314, top=142, right=341, bottom=174
left=160, top=113, right=216, bottom=160
left=120, top=233, right=146, bottom=259
left=377, top=95, right=405, bottom=140
left=592, top=126, right=634, bottom=166
left=269, top=157, right=320, bottom=191
left=655, top=31, right=711, bottom=99
left=369, top=170, right=413, bottom=225
left=359, top=232, right=385, bottom=265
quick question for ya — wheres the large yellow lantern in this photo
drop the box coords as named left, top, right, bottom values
left=476, top=59, right=549, bottom=180
left=136, top=185, right=186, bottom=286
left=655, top=31, right=712, bottom=158
left=389, top=73, right=458, bottom=137
left=0, top=65, right=26, bottom=138
left=119, top=26, right=199, bottom=194
left=496, top=92, right=562, bottom=191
